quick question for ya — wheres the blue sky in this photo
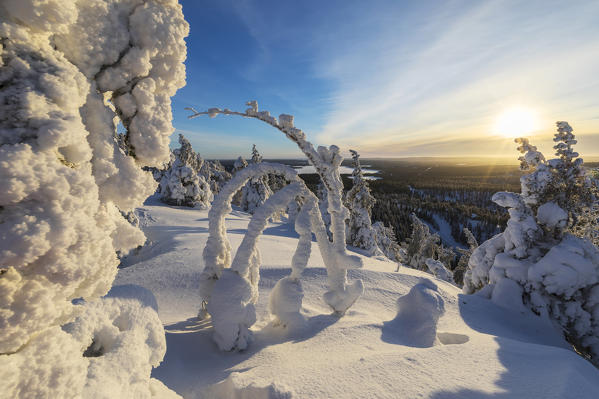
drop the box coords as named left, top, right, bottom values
left=172, top=0, right=599, bottom=160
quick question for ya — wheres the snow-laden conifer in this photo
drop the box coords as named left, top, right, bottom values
left=0, top=1, right=187, bottom=396
left=372, top=221, right=405, bottom=263
left=240, top=145, right=274, bottom=214
left=199, top=160, right=232, bottom=194
left=453, top=228, right=478, bottom=286
left=345, top=150, right=383, bottom=256
left=463, top=122, right=599, bottom=365
left=159, top=134, right=212, bottom=207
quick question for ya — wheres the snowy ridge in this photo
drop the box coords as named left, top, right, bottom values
left=116, top=200, right=599, bottom=398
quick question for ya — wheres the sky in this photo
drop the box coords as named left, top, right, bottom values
left=172, top=0, right=599, bottom=160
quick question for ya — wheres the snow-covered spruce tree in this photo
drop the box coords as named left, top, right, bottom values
left=463, top=122, right=599, bottom=365
left=372, top=221, right=405, bottom=263
left=0, top=1, right=187, bottom=397
left=188, top=102, right=364, bottom=350
left=239, top=145, right=274, bottom=214
left=453, top=228, right=478, bottom=287
left=200, top=159, right=232, bottom=194
left=404, top=214, right=440, bottom=270
left=159, top=134, right=212, bottom=207
left=345, top=150, right=383, bottom=256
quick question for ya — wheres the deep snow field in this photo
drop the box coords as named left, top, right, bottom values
left=114, top=197, right=599, bottom=398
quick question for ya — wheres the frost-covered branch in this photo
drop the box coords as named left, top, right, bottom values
left=192, top=102, right=364, bottom=316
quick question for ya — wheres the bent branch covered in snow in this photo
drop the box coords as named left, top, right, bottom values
left=189, top=102, right=364, bottom=350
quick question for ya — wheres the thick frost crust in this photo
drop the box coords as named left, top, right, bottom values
left=1, top=298, right=179, bottom=399
left=0, top=0, right=187, bottom=396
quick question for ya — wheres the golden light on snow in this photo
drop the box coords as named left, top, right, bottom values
left=493, top=107, right=539, bottom=138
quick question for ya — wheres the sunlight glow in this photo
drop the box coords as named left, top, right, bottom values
left=493, top=107, right=538, bottom=138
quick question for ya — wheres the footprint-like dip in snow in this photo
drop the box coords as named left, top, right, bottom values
left=436, top=332, right=470, bottom=345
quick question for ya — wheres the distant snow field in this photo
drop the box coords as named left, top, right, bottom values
left=114, top=198, right=599, bottom=398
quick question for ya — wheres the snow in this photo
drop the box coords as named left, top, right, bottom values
left=114, top=201, right=599, bottom=398
left=537, top=202, right=568, bottom=230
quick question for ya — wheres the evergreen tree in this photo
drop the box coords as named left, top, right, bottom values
left=464, top=122, right=599, bottom=365
left=240, top=145, right=274, bottom=214
left=345, top=150, right=382, bottom=255
left=159, top=134, right=213, bottom=208
left=454, top=228, right=478, bottom=286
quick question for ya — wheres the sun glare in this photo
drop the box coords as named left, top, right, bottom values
left=493, top=107, right=538, bottom=138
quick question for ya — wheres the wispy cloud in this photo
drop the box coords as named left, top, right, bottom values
left=305, top=1, right=599, bottom=155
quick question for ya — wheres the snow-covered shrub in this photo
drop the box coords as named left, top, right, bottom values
left=345, top=150, right=383, bottom=256
left=463, top=122, right=599, bottom=365
left=159, top=134, right=212, bottom=207
left=189, top=102, right=364, bottom=350
left=0, top=1, right=187, bottom=396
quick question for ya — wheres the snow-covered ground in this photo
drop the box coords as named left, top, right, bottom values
left=114, top=197, right=599, bottom=398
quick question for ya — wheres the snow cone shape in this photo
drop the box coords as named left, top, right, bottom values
left=388, top=279, right=445, bottom=347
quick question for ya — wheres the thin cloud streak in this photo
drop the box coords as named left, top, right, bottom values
left=310, top=1, right=599, bottom=155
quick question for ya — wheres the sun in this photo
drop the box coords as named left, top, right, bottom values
left=493, top=107, right=538, bottom=138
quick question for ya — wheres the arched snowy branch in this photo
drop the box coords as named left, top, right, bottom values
left=190, top=102, right=363, bottom=318
left=200, top=163, right=301, bottom=307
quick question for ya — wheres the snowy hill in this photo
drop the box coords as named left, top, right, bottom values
left=113, top=197, right=599, bottom=398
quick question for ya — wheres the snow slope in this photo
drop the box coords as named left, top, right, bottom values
left=114, top=197, right=599, bottom=398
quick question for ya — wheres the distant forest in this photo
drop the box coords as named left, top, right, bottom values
left=219, top=158, right=598, bottom=249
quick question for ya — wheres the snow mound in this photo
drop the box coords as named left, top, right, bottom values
left=383, top=278, right=446, bottom=347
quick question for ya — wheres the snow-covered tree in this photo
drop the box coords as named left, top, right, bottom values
left=200, top=160, right=232, bottom=194
left=345, top=150, right=382, bottom=256
left=425, top=259, right=454, bottom=284
left=0, top=1, right=187, bottom=397
left=453, top=228, right=478, bottom=286
left=159, top=134, right=212, bottom=207
left=403, top=214, right=455, bottom=280
left=240, top=145, right=274, bottom=214
left=372, top=221, right=405, bottom=263
left=188, top=101, right=364, bottom=351
left=463, top=122, right=599, bottom=366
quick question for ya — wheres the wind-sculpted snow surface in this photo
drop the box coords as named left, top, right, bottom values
left=0, top=0, right=187, bottom=397
left=464, top=122, right=599, bottom=365
left=190, top=102, right=364, bottom=350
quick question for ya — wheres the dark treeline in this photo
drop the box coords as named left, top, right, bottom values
left=220, top=157, right=523, bottom=248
